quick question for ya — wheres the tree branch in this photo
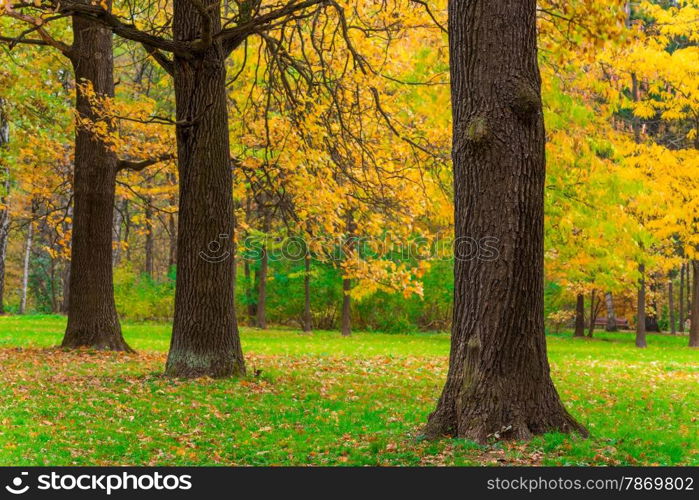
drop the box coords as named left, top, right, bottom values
left=142, top=43, right=174, bottom=76
left=54, top=1, right=191, bottom=56
left=218, top=0, right=328, bottom=53
left=117, top=153, right=175, bottom=173
left=3, top=9, right=72, bottom=56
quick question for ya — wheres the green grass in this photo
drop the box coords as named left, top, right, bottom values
left=0, top=315, right=696, bottom=466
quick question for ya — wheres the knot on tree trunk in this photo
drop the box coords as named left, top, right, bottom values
left=455, top=115, right=490, bottom=153
left=509, top=80, right=541, bottom=119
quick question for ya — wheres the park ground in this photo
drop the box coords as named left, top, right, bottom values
left=0, top=315, right=696, bottom=466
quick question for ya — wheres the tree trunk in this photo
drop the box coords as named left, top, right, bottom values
left=165, top=0, right=245, bottom=378
left=168, top=213, right=177, bottom=270
left=574, top=293, right=585, bottom=337
left=0, top=97, right=10, bottom=314
left=256, top=215, right=269, bottom=329
left=588, top=290, right=596, bottom=338
left=256, top=246, right=268, bottom=329
left=123, top=199, right=132, bottom=262
left=112, top=198, right=123, bottom=267
left=19, top=220, right=33, bottom=315
left=144, top=198, right=154, bottom=277
left=243, top=197, right=256, bottom=321
left=341, top=276, right=351, bottom=337
left=605, top=292, right=617, bottom=332
left=668, top=278, right=676, bottom=335
left=61, top=13, right=131, bottom=351
left=687, top=262, right=692, bottom=326
left=636, top=263, right=647, bottom=348
left=167, top=172, right=177, bottom=271
left=424, top=0, right=586, bottom=442
left=690, top=260, right=699, bottom=347
left=645, top=277, right=661, bottom=333
left=302, top=255, right=312, bottom=332
left=679, top=263, right=685, bottom=332
left=341, top=211, right=355, bottom=337
left=244, top=259, right=256, bottom=321
left=61, top=263, right=70, bottom=314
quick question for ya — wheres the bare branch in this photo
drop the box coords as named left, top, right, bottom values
left=219, top=0, right=329, bottom=54
left=142, top=43, right=174, bottom=76
left=54, top=1, right=191, bottom=56
left=117, top=153, right=175, bottom=173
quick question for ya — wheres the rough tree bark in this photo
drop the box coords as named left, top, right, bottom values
left=574, top=293, right=585, bottom=337
left=636, top=263, right=647, bottom=348
left=0, top=97, right=10, bottom=314
left=690, top=260, right=699, bottom=347
left=61, top=13, right=131, bottom=351
left=424, top=0, right=586, bottom=442
left=165, top=0, right=245, bottom=377
left=605, top=292, right=617, bottom=332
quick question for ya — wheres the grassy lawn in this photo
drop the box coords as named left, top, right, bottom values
left=0, top=315, right=696, bottom=466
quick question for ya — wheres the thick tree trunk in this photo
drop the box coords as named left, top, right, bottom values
left=303, top=255, right=312, bottom=332
left=690, top=260, right=699, bottom=347
left=61, top=14, right=130, bottom=351
left=165, top=0, right=245, bottom=378
left=19, top=220, right=33, bottom=315
left=668, top=278, right=676, bottom=335
left=0, top=97, right=10, bottom=314
left=679, top=263, right=685, bottom=332
left=424, top=0, right=586, bottom=442
left=605, top=292, right=617, bottom=332
left=636, top=263, right=647, bottom=348
left=574, top=293, right=585, bottom=337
